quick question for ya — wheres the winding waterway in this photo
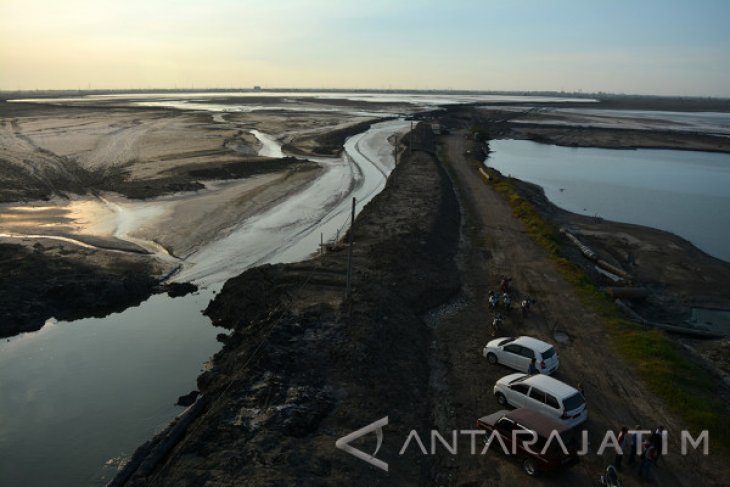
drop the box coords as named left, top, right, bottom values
left=484, top=139, right=730, bottom=262
left=0, top=119, right=408, bottom=486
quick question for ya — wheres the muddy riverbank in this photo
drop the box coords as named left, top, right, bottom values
left=0, top=241, right=159, bottom=338
left=503, top=176, right=730, bottom=323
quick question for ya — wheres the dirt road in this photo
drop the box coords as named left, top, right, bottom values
left=430, top=131, right=723, bottom=486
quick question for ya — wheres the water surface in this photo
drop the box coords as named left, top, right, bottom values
left=484, top=140, right=730, bottom=262
left=0, top=290, right=220, bottom=486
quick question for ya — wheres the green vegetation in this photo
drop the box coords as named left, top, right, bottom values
left=484, top=165, right=730, bottom=454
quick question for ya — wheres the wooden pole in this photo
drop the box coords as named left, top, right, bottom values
left=346, top=197, right=356, bottom=298
left=394, top=134, right=398, bottom=166
left=410, top=121, right=413, bottom=157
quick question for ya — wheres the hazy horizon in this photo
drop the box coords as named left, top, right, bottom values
left=2, top=0, right=729, bottom=97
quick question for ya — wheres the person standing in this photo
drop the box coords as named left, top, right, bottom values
left=651, top=425, right=665, bottom=466
left=615, top=426, right=629, bottom=470
left=628, top=425, right=640, bottom=466
left=639, top=439, right=657, bottom=482
left=527, top=358, right=539, bottom=375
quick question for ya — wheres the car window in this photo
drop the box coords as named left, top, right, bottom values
left=509, top=375, right=528, bottom=385
left=528, top=387, right=546, bottom=403
left=496, top=417, right=516, bottom=433
left=542, top=347, right=556, bottom=360
left=511, top=383, right=530, bottom=395
left=519, top=347, right=535, bottom=359
left=499, top=337, right=516, bottom=346
left=545, top=394, right=560, bottom=409
left=504, top=344, right=522, bottom=354
left=562, top=392, right=586, bottom=411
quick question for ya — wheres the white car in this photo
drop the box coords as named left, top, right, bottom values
left=483, top=336, right=559, bottom=375
left=493, top=373, right=587, bottom=428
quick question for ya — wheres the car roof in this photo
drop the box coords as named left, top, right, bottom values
left=513, top=336, right=553, bottom=352
left=522, top=374, right=578, bottom=397
left=506, top=408, right=571, bottom=435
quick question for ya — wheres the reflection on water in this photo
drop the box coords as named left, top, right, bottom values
left=0, top=290, right=221, bottom=487
left=484, top=140, right=730, bottom=262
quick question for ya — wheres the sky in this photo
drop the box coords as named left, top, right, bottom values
left=1, top=0, right=729, bottom=97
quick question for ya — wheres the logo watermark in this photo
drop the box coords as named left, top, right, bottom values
left=335, top=417, right=389, bottom=471
left=336, top=419, right=710, bottom=471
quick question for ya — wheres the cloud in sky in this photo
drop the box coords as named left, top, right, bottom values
left=1, top=0, right=729, bottom=96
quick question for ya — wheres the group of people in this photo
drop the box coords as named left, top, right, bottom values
left=488, top=290, right=511, bottom=310
left=489, top=276, right=514, bottom=336
left=613, top=425, right=666, bottom=483
left=488, top=276, right=537, bottom=336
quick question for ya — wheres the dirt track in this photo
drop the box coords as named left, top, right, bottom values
left=431, top=130, right=726, bottom=486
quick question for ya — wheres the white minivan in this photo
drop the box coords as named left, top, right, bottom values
left=483, top=336, right=559, bottom=375
left=493, top=373, right=587, bottom=428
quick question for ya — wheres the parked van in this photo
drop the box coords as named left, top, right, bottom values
left=483, top=336, right=559, bottom=375
left=493, top=373, right=587, bottom=427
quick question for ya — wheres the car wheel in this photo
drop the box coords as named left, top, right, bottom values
left=522, top=457, right=538, bottom=476
left=487, top=353, right=498, bottom=365
left=495, top=392, right=508, bottom=407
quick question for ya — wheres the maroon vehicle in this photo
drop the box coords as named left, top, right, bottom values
left=476, top=408, right=579, bottom=476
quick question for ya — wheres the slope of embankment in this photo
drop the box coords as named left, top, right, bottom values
left=115, top=123, right=461, bottom=486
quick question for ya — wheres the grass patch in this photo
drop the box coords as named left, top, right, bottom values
left=482, top=165, right=730, bottom=455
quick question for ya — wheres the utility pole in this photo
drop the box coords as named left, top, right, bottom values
left=394, top=134, right=398, bottom=166
left=409, top=121, right=414, bottom=157
left=346, top=197, right=356, bottom=298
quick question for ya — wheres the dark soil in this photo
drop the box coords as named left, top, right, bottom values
left=185, top=157, right=315, bottom=180
left=504, top=125, right=730, bottom=153
left=283, top=119, right=382, bottom=157
left=0, top=242, right=161, bottom=338
left=116, top=123, right=463, bottom=486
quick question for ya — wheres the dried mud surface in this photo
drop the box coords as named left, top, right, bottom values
left=0, top=99, right=374, bottom=337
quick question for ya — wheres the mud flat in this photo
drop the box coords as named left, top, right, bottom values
left=0, top=97, right=382, bottom=336
left=113, top=124, right=462, bottom=486
left=471, top=95, right=730, bottom=153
